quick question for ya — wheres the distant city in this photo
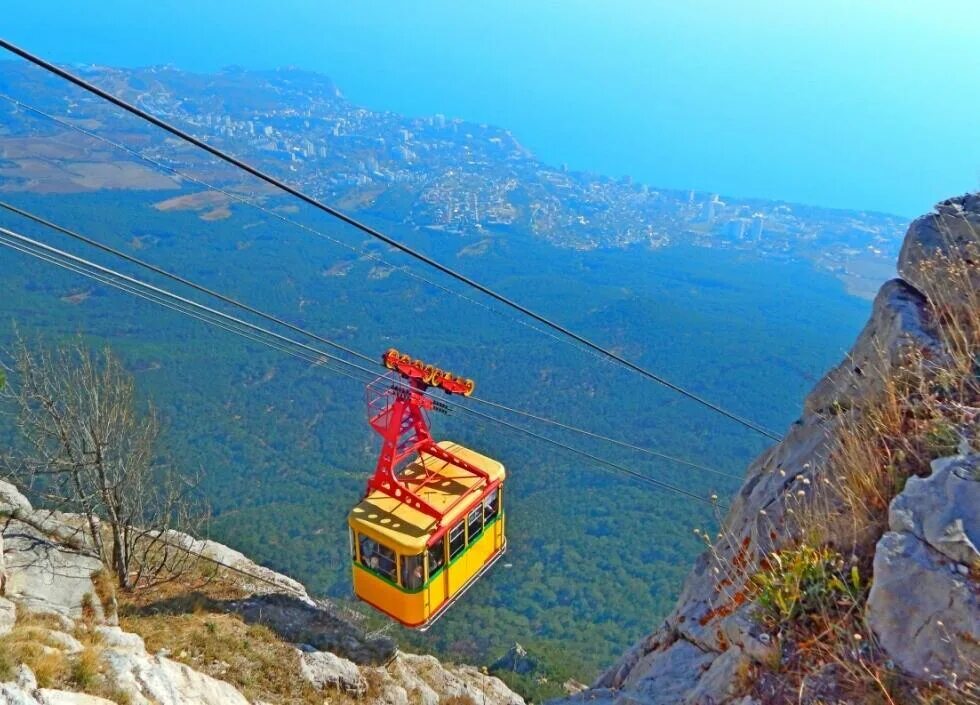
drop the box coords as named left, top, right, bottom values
left=0, top=62, right=908, bottom=298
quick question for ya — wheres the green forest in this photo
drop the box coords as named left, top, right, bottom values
left=0, top=188, right=872, bottom=698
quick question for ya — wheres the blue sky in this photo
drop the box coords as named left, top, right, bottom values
left=4, top=1, right=979, bottom=216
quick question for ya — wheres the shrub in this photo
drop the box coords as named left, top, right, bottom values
left=751, top=545, right=860, bottom=628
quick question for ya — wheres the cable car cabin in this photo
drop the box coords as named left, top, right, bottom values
left=348, top=442, right=505, bottom=628
left=347, top=350, right=506, bottom=629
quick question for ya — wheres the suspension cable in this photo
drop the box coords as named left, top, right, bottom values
left=0, top=226, right=726, bottom=507
left=0, top=38, right=781, bottom=442
left=0, top=200, right=740, bottom=481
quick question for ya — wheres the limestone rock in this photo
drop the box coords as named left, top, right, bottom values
left=94, top=625, right=145, bottom=651
left=806, top=279, right=944, bottom=415
left=684, top=646, right=749, bottom=705
left=0, top=597, right=16, bottom=636
left=157, top=530, right=309, bottom=599
left=16, top=665, right=38, bottom=692
left=898, top=192, right=980, bottom=304
left=889, top=454, right=979, bottom=566
left=0, top=481, right=32, bottom=515
left=607, top=638, right=715, bottom=705
left=867, top=531, right=979, bottom=680
left=0, top=684, right=115, bottom=705
left=492, top=643, right=537, bottom=675
left=36, top=690, right=117, bottom=705
left=390, top=652, right=524, bottom=705
left=298, top=650, right=367, bottom=695
left=101, top=648, right=250, bottom=705
left=1, top=518, right=103, bottom=621
left=0, top=683, right=39, bottom=705
left=377, top=682, right=410, bottom=705
left=37, top=629, right=84, bottom=654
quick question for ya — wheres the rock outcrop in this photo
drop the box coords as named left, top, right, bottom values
left=867, top=454, right=979, bottom=681
left=556, top=194, right=980, bottom=705
left=96, top=626, right=252, bottom=705
left=492, top=643, right=538, bottom=676
left=0, top=483, right=105, bottom=623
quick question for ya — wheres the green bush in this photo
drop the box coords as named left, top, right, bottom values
left=752, top=545, right=860, bottom=626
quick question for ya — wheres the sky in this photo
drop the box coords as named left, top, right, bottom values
left=3, top=1, right=979, bottom=217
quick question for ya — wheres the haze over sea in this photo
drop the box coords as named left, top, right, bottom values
left=5, top=1, right=979, bottom=217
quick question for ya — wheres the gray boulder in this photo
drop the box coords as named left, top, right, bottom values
left=100, top=648, right=250, bottom=705
left=298, top=650, right=368, bottom=695
left=0, top=481, right=32, bottom=515
left=867, top=453, right=980, bottom=681
left=867, top=531, right=979, bottom=680
left=889, top=454, right=979, bottom=566
left=1, top=517, right=103, bottom=621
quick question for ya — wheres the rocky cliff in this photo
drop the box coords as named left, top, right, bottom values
left=0, top=482, right=525, bottom=705
left=559, top=193, right=980, bottom=705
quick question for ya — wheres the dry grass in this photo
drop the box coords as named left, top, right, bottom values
left=0, top=607, right=132, bottom=703
left=119, top=609, right=327, bottom=705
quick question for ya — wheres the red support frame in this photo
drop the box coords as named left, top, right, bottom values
left=365, top=358, right=492, bottom=532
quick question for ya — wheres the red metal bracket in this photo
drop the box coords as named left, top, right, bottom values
left=364, top=353, right=487, bottom=529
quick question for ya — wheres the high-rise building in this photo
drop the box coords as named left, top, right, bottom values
left=725, top=219, right=747, bottom=239
left=750, top=213, right=765, bottom=240
left=704, top=195, right=721, bottom=222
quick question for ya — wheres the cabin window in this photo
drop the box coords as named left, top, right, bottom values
left=467, top=505, right=483, bottom=540
left=485, top=489, right=500, bottom=522
left=449, top=521, right=466, bottom=560
left=428, top=536, right=446, bottom=577
left=401, top=553, right=425, bottom=590
left=359, top=534, right=397, bottom=582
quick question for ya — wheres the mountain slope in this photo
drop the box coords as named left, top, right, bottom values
left=557, top=193, right=979, bottom=705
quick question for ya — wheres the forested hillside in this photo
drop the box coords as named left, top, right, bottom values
left=0, top=184, right=874, bottom=690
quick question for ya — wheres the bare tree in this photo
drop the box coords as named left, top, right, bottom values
left=0, top=334, right=206, bottom=590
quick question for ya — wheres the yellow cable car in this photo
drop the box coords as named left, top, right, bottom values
left=348, top=350, right=507, bottom=629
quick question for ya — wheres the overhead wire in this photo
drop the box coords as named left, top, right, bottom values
left=0, top=38, right=782, bottom=442
left=0, top=224, right=727, bottom=507
left=0, top=199, right=742, bottom=482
